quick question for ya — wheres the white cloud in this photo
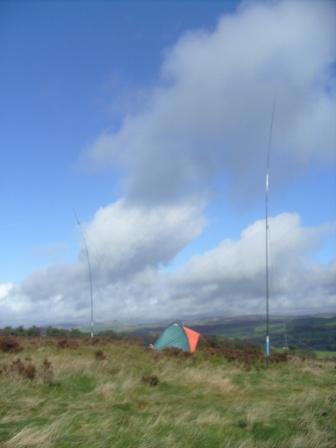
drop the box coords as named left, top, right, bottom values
left=1, top=212, right=335, bottom=326
left=85, top=0, right=336, bottom=204
left=82, top=199, right=205, bottom=280
left=0, top=283, right=14, bottom=301
left=174, top=213, right=320, bottom=285
left=0, top=200, right=205, bottom=326
left=168, top=214, right=336, bottom=316
left=0, top=284, right=35, bottom=325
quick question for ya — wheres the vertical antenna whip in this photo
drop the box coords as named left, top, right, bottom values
left=265, top=99, right=276, bottom=367
left=73, top=209, right=94, bottom=338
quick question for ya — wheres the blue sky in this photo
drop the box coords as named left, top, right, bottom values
left=0, top=0, right=239, bottom=282
left=0, top=0, right=335, bottom=325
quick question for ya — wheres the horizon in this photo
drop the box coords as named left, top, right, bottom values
left=2, top=312, right=336, bottom=332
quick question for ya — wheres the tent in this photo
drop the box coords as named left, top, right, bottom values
left=153, top=323, right=201, bottom=353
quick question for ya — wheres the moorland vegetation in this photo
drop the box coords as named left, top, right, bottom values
left=0, top=335, right=335, bottom=447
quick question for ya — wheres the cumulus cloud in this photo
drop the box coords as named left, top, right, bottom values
left=175, top=213, right=330, bottom=285
left=168, top=214, right=336, bottom=316
left=19, top=199, right=204, bottom=297
left=86, top=0, right=336, bottom=204
left=1, top=213, right=335, bottom=326
left=0, top=200, right=205, bottom=326
left=82, top=199, right=205, bottom=281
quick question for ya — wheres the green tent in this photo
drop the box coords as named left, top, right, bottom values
left=154, top=323, right=201, bottom=353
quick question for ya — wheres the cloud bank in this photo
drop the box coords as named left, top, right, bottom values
left=1, top=212, right=335, bottom=326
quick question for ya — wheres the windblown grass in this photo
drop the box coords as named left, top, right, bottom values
left=0, top=337, right=335, bottom=447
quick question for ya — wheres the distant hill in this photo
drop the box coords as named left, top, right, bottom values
left=126, top=315, right=336, bottom=351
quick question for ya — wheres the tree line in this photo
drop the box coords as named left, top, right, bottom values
left=0, top=326, right=86, bottom=337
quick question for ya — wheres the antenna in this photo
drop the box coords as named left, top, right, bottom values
left=73, top=209, right=94, bottom=338
left=283, top=320, right=288, bottom=349
left=265, top=99, right=276, bottom=367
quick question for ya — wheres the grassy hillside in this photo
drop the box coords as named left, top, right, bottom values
left=0, top=337, right=335, bottom=448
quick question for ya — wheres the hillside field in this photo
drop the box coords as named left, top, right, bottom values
left=0, top=337, right=335, bottom=448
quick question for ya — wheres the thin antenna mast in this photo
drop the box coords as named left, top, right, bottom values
left=283, top=321, right=288, bottom=349
left=73, top=209, right=94, bottom=338
left=265, top=99, right=276, bottom=367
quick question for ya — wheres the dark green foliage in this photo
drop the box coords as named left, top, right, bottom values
left=0, top=325, right=90, bottom=338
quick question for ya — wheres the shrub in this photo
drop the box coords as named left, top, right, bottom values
left=199, top=339, right=264, bottom=368
left=11, top=358, right=25, bottom=375
left=142, top=374, right=159, bottom=386
left=3, top=358, right=37, bottom=380
left=95, top=350, right=107, bottom=361
left=57, top=339, right=79, bottom=349
left=0, top=336, right=22, bottom=353
left=237, top=419, right=248, bottom=428
left=24, top=363, right=36, bottom=380
left=270, top=352, right=288, bottom=363
left=41, top=358, right=54, bottom=384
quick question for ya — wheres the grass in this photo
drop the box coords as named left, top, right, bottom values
left=0, top=337, right=335, bottom=447
left=314, top=351, right=336, bottom=360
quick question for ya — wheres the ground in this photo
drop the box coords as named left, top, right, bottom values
left=0, top=337, right=335, bottom=448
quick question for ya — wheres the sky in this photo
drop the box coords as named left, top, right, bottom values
left=0, top=0, right=335, bottom=327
